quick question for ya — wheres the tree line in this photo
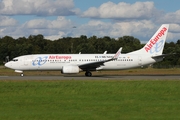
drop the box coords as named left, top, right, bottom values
left=0, top=34, right=180, bottom=68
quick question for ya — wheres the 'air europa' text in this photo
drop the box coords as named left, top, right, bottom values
left=144, top=27, right=167, bottom=52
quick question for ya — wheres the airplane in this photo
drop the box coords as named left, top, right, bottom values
left=5, top=24, right=169, bottom=77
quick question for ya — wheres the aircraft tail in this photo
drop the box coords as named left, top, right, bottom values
left=128, top=24, right=169, bottom=55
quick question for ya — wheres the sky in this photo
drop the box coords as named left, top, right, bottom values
left=0, top=0, right=180, bottom=43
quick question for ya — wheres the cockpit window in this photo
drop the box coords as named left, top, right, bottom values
left=13, top=59, right=18, bottom=62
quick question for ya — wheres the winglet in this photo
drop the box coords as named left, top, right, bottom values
left=103, top=51, right=107, bottom=54
left=113, top=47, right=122, bottom=59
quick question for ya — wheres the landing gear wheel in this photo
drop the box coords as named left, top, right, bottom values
left=85, top=71, right=92, bottom=77
left=20, top=73, right=24, bottom=77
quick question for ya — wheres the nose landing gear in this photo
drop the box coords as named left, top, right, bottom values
left=15, top=70, right=24, bottom=77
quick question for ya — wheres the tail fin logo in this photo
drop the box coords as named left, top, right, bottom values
left=150, top=40, right=164, bottom=54
left=145, top=27, right=167, bottom=52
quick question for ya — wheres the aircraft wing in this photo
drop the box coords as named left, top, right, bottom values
left=79, top=47, right=122, bottom=71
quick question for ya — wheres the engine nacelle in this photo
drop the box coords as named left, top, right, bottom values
left=61, top=65, right=80, bottom=74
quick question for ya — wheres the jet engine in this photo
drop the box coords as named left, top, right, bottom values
left=61, top=65, right=79, bottom=74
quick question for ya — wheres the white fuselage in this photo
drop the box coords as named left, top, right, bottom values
left=5, top=54, right=163, bottom=71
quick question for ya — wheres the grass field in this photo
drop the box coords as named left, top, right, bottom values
left=0, top=66, right=180, bottom=119
left=0, top=80, right=180, bottom=120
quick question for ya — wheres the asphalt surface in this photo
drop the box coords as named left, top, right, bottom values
left=0, top=75, right=180, bottom=80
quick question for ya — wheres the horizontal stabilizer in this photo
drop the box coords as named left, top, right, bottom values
left=151, top=53, right=176, bottom=59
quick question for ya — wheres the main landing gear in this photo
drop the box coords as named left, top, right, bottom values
left=85, top=71, right=92, bottom=77
left=20, top=73, right=24, bottom=77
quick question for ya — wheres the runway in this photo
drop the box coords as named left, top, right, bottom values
left=0, top=75, right=180, bottom=80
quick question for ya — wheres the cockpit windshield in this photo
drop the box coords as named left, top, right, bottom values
left=12, top=59, right=18, bottom=62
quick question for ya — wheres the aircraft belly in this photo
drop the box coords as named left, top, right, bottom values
left=29, top=62, right=63, bottom=70
left=103, top=61, right=129, bottom=70
left=38, top=64, right=62, bottom=70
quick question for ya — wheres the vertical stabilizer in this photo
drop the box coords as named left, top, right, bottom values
left=128, top=24, right=169, bottom=55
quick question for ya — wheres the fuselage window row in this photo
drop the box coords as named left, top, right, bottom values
left=32, top=59, right=133, bottom=62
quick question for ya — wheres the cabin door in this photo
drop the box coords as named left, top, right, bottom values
left=24, top=57, right=28, bottom=66
left=138, top=56, right=142, bottom=65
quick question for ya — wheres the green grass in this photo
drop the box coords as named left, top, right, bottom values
left=0, top=80, right=180, bottom=120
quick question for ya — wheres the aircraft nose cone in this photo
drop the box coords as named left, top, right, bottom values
left=5, top=62, right=11, bottom=68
